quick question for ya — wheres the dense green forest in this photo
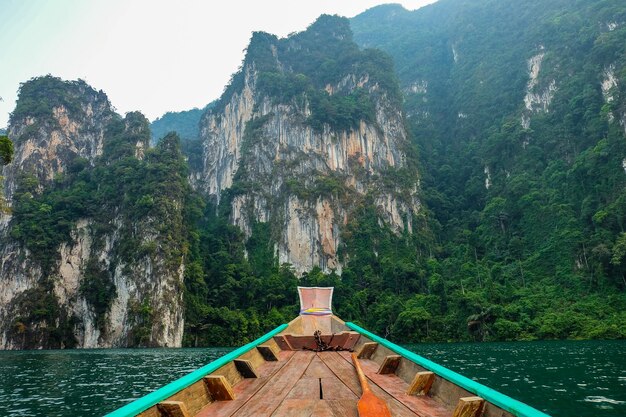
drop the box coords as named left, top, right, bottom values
left=150, top=106, right=213, bottom=172
left=5, top=0, right=626, bottom=347
left=180, top=3, right=626, bottom=345
left=7, top=76, right=195, bottom=347
left=348, top=0, right=626, bottom=340
left=150, top=108, right=205, bottom=144
left=182, top=2, right=626, bottom=344
left=0, top=133, right=14, bottom=211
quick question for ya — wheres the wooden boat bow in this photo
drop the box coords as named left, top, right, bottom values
left=104, top=287, right=551, bottom=417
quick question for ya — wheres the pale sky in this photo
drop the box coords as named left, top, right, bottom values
left=0, top=0, right=435, bottom=128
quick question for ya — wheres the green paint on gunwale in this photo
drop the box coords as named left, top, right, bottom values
left=346, top=322, right=551, bottom=417
left=104, top=323, right=288, bottom=417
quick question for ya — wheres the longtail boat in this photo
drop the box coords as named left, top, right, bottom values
left=105, top=287, right=551, bottom=417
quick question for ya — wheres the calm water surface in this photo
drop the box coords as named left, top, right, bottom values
left=0, top=340, right=623, bottom=417
left=406, top=340, right=625, bottom=417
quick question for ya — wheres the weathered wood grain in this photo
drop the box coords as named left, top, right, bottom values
left=229, top=351, right=315, bottom=416
left=318, top=351, right=419, bottom=417
left=274, top=334, right=294, bottom=351
left=304, top=355, right=335, bottom=378
left=342, top=332, right=361, bottom=351
left=377, top=355, right=402, bottom=374
left=257, top=344, right=279, bottom=361
left=204, top=375, right=236, bottom=401
left=452, top=396, right=485, bottom=417
left=270, top=399, right=320, bottom=417
left=234, top=359, right=258, bottom=378
left=326, top=399, right=359, bottom=417
left=301, top=315, right=333, bottom=334
left=357, top=342, right=379, bottom=359
left=166, top=379, right=211, bottom=415
left=284, top=377, right=320, bottom=399
left=320, top=376, right=359, bottom=400
left=336, top=351, right=451, bottom=417
left=407, top=371, right=435, bottom=396
left=157, top=401, right=190, bottom=417
left=195, top=351, right=294, bottom=417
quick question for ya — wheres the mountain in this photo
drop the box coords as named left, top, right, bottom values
left=0, top=17, right=424, bottom=348
left=1, top=1, right=625, bottom=349
left=182, top=15, right=428, bottom=345
left=350, top=0, right=626, bottom=339
left=150, top=107, right=206, bottom=144
left=193, top=15, right=420, bottom=275
left=150, top=105, right=214, bottom=172
left=0, top=76, right=190, bottom=348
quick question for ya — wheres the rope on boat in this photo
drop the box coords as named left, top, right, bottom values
left=303, top=330, right=353, bottom=352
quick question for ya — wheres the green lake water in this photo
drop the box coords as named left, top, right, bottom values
left=0, top=340, right=623, bottom=417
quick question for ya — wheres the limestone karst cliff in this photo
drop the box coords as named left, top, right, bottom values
left=195, top=16, right=421, bottom=274
left=3, top=1, right=622, bottom=349
left=0, top=76, right=187, bottom=349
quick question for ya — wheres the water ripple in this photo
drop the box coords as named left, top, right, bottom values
left=405, top=340, right=626, bottom=417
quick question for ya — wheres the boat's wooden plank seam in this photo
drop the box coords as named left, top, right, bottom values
left=283, top=377, right=320, bottom=399
left=270, top=399, right=359, bottom=417
left=271, top=352, right=358, bottom=417
left=319, top=375, right=358, bottom=400
left=303, top=355, right=335, bottom=378
left=318, top=351, right=420, bottom=417
left=229, top=351, right=315, bottom=417
left=195, top=350, right=295, bottom=417
left=335, top=350, right=451, bottom=417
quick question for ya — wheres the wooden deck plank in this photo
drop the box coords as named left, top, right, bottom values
left=311, top=401, right=339, bottom=417
left=320, top=376, right=358, bottom=400
left=270, top=399, right=319, bottom=417
left=284, top=377, right=320, bottom=399
left=336, top=351, right=452, bottom=417
left=325, top=400, right=359, bottom=417
left=195, top=351, right=294, bottom=417
left=304, top=355, right=335, bottom=378
left=318, top=351, right=419, bottom=417
left=270, top=399, right=357, bottom=417
left=229, top=351, right=316, bottom=417
left=272, top=351, right=359, bottom=417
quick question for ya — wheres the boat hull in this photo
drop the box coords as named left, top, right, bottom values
left=104, top=315, right=550, bottom=417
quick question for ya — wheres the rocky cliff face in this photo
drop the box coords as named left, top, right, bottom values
left=1, top=80, right=112, bottom=204
left=196, top=17, right=420, bottom=274
left=0, top=77, right=185, bottom=349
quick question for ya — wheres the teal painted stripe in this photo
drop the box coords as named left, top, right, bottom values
left=346, top=322, right=551, bottom=417
left=103, top=323, right=288, bottom=417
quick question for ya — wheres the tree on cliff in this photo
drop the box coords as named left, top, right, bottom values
left=0, top=135, right=12, bottom=165
left=0, top=134, right=14, bottom=212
